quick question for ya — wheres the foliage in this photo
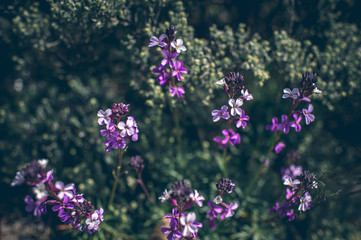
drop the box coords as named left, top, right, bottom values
left=1, top=0, right=360, bottom=239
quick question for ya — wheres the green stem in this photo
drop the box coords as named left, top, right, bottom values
left=173, top=103, right=185, bottom=166
left=108, top=149, right=124, bottom=209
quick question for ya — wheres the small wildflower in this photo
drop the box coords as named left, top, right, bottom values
left=283, top=176, right=300, bottom=189
left=236, top=109, right=249, bottom=129
left=55, top=181, right=74, bottom=200
left=241, top=89, right=253, bottom=100
left=291, top=113, right=302, bottom=132
left=275, top=142, right=286, bottom=154
left=161, top=49, right=179, bottom=68
left=282, top=88, right=299, bottom=99
left=169, top=86, right=185, bottom=98
left=148, top=34, right=168, bottom=48
left=216, top=78, right=226, bottom=86
left=171, top=39, right=187, bottom=53
left=189, top=190, right=205, bottom=207
left=180, top=212, right=202, bottom=237
left=159, top=189, right=173, bottom=202
left=302, top=104, right=315, bottom=125
left=213, top=195, right=223, bottom=204
left=298, top=192, right=312, bottom=212
left=211, top=105, right=230, bottom=122
left=97, top=109, right=112, bottom=125
left=172, top=61, right=188, bottom=81
left=32, top=183, right=48, bottom=200
left=221, top=202, right=238, bottom=219
left=228, top=98, right=243, bottom=116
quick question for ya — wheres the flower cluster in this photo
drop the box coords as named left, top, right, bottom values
left=159, top=180, right=204, bottom=239
left=97, top=103, right=139, bottom=152
left=149, top=25, right=188, bottom=98
left=269, top=164, right=318, bottom=221
left=212, top=72, right=253, bottom=148
left=265, top=72, right=321, bottom=153
left=206, top=177, right=238, bottom=229
left=11, top=159, right=104, bottom=234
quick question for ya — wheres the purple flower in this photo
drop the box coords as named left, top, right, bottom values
left=55, top=181, right=75, bottom=199
left=171, top=39, right=187, bottom=53
left=148, top=34, right=167, bottom=48
left=97, top=109, right=112, bottom=125
left=221, top=129, right=241, bottom=146
left=52, top=196, right=74, bottom=222
left=281, top=115, right=291, bottom=134
left=221, top=202, right=238, bottom=220
left=24, top=195, right=47, bottom=217
left=275, top=142, right=286, bottom=154
left=283, top=176, right=300, bottom=189
left=94, top=207, right=104, bottom=222
left=161, top=49, right=179, bottom=68
left=42, top=169, right=54, bottom=183
left=286, top=188, right=295, bottom=200
left=291, top=113, right=302, bottom=132
left=216, top=177, right=235, bottom=194
left=286, top=209, right=295, bottom=221
left=180, top=212, right=202, bottom=237
left=298, top=192, right=312, bottom=211
left=211, top=105, right=230, bottom=122
left=236, top=109, right=249, bottom=129
left=169, top=86, right=185, bottom=98
left=241, top=89, right=253, bottom=100
left=161, top=208, right=183, bottom=240
left=207, top=201, right=223, bottom=217
left=85, top=212, right=101, bottom=233
left=282, top=88, right=299, bottom=99
left=228, top=98, right=243, bottom=116
left=117, top=117, right=136, bottom=137
left=189, top=190, right=205, bottom=207
left=266, top=117, right=282, bottom=132
left=153, top=64, right=169, bottom=85
left=213, top=137, right=226, bottom=149
left=172, top=61, right=188, bottom=81
left=100, top=122, right=119, bottom=139
left=302, top=104, right=315, bottom=125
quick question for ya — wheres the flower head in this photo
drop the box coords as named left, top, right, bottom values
left=149, top=34, right=168, bottom=48
left=216, top=177, right=235, bottom=194
left=180, top=212, right=202, bottom=237
left=228, top=98, right=243, bottom=116
left=282, top=88, right=300, bottom=99
left=97, top=109, right=112, bottom=125
left=302, top=104, right=315, bottom=125
left=275, top=142, right=286, bottom=154
left=171, top=39, right=187, bottom=53
left=211, top=105, right=230, bottom=122
left=169, top=86, right=185, bottom=98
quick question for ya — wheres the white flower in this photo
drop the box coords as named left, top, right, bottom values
left=171, top=39, right=187, bottom=53
left=241, top=89, right=253, bottom=100
left=216, top=78, right=226, bottom=86
left=213, top=195, right=223, bottom=204
left=159, top=189, right=172, bottom=202
left=298, top=193, right=312, bottom=212
left=283, top=176, right=300, bottom=189
left=97, top=109, right=112, bottom=125
left=37, top=159, right=48, bottom=169
left=180, top=212, right=200, bottom=237
left=189, top=190, right=205, bottom=207
left=33, top=182, right=48, bottom=199
left=86, top=213, right=100, bottom=230
left=282, top=88, right=299, bottom=99
left=228, top=98, right=243, bottom=116
left=313, top=87, right=322, bottom=94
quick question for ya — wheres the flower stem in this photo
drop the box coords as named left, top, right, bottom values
left=137, top=172, right=155, bottom=204
left=173, top=103, right=185, bottom=167
left=108, top=149, right=124, bottom=209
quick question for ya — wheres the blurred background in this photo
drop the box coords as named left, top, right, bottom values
left=0, top=0, right=360, bottom=239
